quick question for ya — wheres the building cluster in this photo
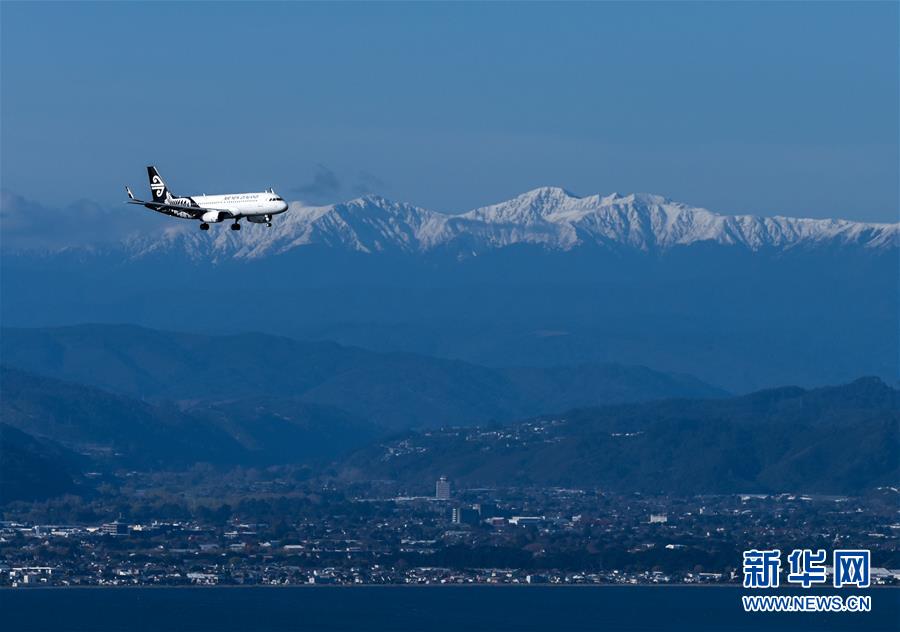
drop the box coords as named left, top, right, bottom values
left=2, top=476, right=898, bottom=588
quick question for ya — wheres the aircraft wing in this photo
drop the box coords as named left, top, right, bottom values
left=128, top=199, right=234, bottom=216
left=125, top=190, right=235, bottom=219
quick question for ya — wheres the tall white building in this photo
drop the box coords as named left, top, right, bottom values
left=435, top=476, right=451, bottom=500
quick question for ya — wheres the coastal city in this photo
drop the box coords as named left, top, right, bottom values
left=2, top=473, right=898, bottom=588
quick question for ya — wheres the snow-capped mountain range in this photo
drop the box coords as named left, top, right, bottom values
left=129, top=187, right=897, bottom=260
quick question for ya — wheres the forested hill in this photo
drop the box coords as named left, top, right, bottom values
left=340, top=377, right=900, bottom=494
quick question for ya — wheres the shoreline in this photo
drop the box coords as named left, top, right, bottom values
left=3, top=583, right=898, bottom=591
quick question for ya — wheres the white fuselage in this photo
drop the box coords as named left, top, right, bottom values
left=191, top=192, right=289, bottom=220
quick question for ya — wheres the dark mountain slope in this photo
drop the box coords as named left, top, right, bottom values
left=0, top=367, right=246, bottom=466
left=189, top=397, right=380, bottom=463
left=0, top=424, right=81, bottom=503
left=0, top=324, right=725, bottom=429
left=0, top=367, right=385, bottom=467
left=340, top=378, right=900, bottom=494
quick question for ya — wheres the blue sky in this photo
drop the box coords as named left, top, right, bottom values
left=1, top=1, right=897, bottom=224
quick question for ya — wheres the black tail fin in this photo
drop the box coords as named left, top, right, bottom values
left=147, top=166, right=171, bottom=201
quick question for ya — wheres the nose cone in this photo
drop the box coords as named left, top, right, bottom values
left=279, top=201, right=289, bottom=213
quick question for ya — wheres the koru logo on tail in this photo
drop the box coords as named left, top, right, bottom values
left=150, top=175, right=165, bottom=197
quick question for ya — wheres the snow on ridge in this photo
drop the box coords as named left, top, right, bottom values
left=120, top=189, right=897, bottom=260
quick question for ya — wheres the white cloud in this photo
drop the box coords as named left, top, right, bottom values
left=0, top=189, right=168, bottom=252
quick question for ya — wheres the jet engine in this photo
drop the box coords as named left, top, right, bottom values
left=201, top=211, right=228, bottom=223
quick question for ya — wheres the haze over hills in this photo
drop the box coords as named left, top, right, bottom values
left=340, top=377, right=900, bottom=494
left=0, top=367, right=247, bottom=466
left=1, top=189, right=896, bottom=392
left=0, top=367, right=380, bottom=470
left=0, top=423, right=81, bottom=503
left=2, top=364, right=895, bottom=498
left=0, top=324, right=725, bottom=430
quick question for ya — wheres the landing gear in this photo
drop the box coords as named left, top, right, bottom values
left=200, top=223, right=210, bottom=231
left=230, top=222, right=241, bottom=231
left=266, top=222, right=272, bottom=227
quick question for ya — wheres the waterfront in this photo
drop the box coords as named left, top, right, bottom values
left=2, top=586, right=898, bottom=632
left=4, top=483, right=898, bottom=588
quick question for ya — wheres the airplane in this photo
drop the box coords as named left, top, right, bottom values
left=125, top=166, right=289, bottom=231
